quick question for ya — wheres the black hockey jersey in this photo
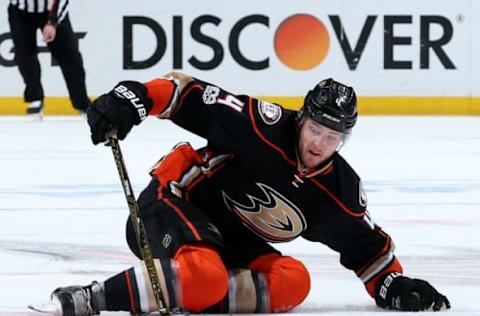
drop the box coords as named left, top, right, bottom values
left=147, top=76, right=402, bottom=297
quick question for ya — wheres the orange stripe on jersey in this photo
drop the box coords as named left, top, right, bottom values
left=144, top=78, right=177, bottom=116
left=310, top=178, right=365, bottom=217
left=124, top=270, right=137, bottom=313
left=364, top=258, right=403, bottom=297
left=323, top=164, right=334, bottom=175
left=248, top=98, right=296, bottom=166
left=163, top=198, right=202, bottom=241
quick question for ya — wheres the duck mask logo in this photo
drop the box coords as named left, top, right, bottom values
left=222, top=183, right=306, bottom=242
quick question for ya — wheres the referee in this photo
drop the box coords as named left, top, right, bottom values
left=8, top=0, right=90, bottom=119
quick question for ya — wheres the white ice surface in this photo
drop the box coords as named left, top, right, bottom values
left=0, top=116, right=479, bottom=315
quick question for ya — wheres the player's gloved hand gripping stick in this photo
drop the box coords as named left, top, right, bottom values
left=88, top=81, right=153, bottom=145
left=92, top=81, right=168, bottom=314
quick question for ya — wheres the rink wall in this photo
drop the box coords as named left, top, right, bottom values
left=1, top=0, right=480, bottom=115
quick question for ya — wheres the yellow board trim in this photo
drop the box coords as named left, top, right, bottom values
left=1, top=96, right=480, bottom=115
left=0, top=97, right=82, bottom=115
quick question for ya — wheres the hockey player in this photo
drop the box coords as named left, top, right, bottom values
left=40, top=73, right=450, bottom=315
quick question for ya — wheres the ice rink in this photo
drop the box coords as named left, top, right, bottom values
left=0, top=115, right=479, bottom=315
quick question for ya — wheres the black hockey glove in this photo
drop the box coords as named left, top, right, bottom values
left=87, top=81, right=153, bottom=144
left=375, top=272, right=450, bottom=312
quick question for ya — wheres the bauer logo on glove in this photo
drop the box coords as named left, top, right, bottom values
left=375, top=272, right=451, bottom=312
left=113, top=84, right=149, bottom=121
left=87, top=81, right=153, bottom=144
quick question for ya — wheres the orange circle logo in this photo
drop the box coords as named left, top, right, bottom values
left=274, top=14, right=330, bottom=71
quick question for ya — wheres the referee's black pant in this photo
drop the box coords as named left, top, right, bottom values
left=8, top=5, right=90, bottom=111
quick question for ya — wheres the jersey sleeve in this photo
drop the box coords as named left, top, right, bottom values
left=302, top=157, right=403, bottom=298
left=144, top=73, right=264, bottom=153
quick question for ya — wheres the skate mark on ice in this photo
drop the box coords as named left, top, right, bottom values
left=0, top=240, right=136, bottom=264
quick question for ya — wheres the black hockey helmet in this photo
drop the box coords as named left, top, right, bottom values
left=297, top=78, right=357, bottom=134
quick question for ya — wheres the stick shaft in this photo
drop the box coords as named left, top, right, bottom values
left=108, top=137, right=169, bottom=315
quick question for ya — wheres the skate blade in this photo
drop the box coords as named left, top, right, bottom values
left=28, top=295, right=62, bottom=315
left=28, top=112, right=44, bottom=122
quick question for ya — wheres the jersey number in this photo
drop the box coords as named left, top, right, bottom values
left=218, top=95, right=244, bottom=112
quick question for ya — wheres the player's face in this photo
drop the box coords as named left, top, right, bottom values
left=298, top=118, right=344, bottom=168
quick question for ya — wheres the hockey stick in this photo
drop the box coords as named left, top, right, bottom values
left=108, top=136, right=169, bottom=315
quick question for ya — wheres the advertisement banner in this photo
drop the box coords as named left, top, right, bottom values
left=0, top=0, right=478, bottom=114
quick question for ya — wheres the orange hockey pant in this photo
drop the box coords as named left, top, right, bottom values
left=175, top=243, right=311, bottom=312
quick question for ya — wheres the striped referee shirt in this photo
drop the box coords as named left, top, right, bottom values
left=9, top=0, right=69, bottom=25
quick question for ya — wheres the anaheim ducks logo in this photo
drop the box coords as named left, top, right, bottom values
left=222, top=183, right=306, bottom=242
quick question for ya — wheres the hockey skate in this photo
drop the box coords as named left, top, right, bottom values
left=26, top=100, right=44, bottom=121
left=28, top=284, right=99, bottom=316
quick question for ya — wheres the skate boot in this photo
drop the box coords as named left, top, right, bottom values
left=29, top=282, right=103, bottom=316
left=52, top=285, right=99, bottom=316
left=26, top=100, right=44, bottom=121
